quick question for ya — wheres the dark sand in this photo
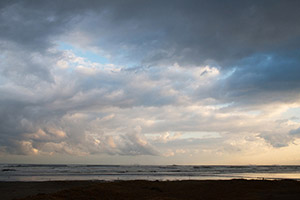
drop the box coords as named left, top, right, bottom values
left=2, top=179, right=300, bottom=200
left=0, top=181, right=96, bottom=200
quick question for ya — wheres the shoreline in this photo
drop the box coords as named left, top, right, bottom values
left=2, top=179, right=300, bottom=200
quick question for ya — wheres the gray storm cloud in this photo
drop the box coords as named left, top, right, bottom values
left=1, top=0, right=300, bottom=162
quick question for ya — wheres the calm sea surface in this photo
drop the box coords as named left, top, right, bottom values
left=1, top=164, right=300, bottom=181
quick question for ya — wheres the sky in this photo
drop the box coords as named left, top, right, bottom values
left=1, top=0, right=300, bottom=165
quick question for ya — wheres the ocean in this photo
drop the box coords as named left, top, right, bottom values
left=1, top=164, right=300, bottom=181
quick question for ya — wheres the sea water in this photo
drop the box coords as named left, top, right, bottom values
left=1, top=164, right=300, bottom=181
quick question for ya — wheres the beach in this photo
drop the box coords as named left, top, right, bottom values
left=2, top=179, right=300, bottom=200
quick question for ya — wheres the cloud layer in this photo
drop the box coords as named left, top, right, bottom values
left=1, top=0, right=300, bottom=164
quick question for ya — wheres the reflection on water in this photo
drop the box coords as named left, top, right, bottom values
left=237, top=173, right=300, bottom=180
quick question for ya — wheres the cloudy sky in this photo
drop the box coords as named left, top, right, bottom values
left=1, top=0, right=300, bottom=165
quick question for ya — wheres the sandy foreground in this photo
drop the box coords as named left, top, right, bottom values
left=1, top=179, right=300, bottom=200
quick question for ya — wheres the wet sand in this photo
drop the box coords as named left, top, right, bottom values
left=2, top=179, right=300, bottom=200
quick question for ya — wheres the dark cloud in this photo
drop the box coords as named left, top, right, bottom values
left=290, top=127, right=300, bottom=136
left=67, top=0, right=300, bottom=67
left=259, top=132, right=293, bottom=148
left=1, top=0, right=300, bottom=67
left=211, top=51, right=300, bottom=106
